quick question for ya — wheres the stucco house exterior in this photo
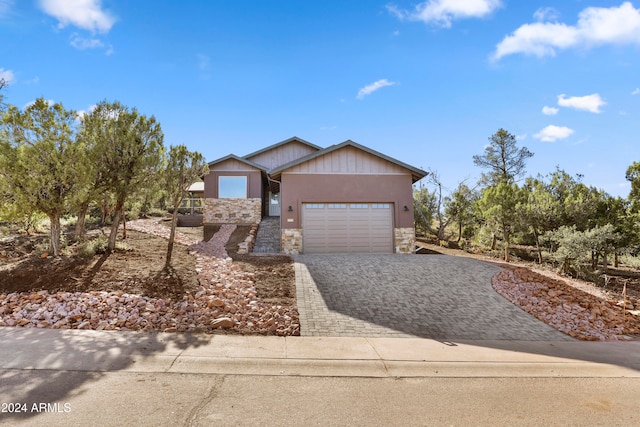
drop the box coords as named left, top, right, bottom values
left=203, top=136, right=427, bottom=254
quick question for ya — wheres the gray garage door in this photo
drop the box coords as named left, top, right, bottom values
left=302, top=203, right=393, bottom=253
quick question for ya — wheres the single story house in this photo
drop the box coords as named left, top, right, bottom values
left=203, top=136, right=427, bottom=254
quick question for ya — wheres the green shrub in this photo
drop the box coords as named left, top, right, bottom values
left=620, top=254, right=640, bottom=269
left=115, top=240, right=130, bottom=251
left=78, top=234, right=109, bottom=258
left=146, top=208, right=166, bottom=217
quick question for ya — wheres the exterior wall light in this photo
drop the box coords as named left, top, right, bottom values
left=288, top=205, right=293, bottom=212
left=404, top=205, right=409, bottom=211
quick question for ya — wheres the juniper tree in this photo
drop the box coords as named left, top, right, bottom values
left=163, top=144, right=208, bottom=266
left=83, top=101, right=164, bottom=251
left=0, top=98, right=83, bottom=255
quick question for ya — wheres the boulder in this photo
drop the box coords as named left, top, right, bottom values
left=210, top=317, right=234, bottom=329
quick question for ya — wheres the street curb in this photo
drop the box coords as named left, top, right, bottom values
left=1, top=328, right=639, bottom=378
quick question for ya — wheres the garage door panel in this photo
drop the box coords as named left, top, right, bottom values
left=302, top=203, right=393, bottom=253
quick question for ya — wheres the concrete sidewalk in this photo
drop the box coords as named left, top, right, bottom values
left=1, top=327, right=639, bottom=378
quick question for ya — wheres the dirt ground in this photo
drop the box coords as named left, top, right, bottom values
left=0, top=224, right=296, bottom=309
left=224, top=225, right=296, bottom=305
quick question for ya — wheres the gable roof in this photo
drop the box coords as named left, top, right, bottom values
left=242, top=136, right=322, bottom=161
left=269, top=140, right=428, bottom=182
left=207, top=154, right=266, bottom=171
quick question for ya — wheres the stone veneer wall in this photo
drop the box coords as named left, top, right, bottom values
left=204, top=198, right=262, bottom=225
left=394, top=227, right=416, bottom=254
left=281, top=229, right=303, bottom=255
left=237, top=223, right=259, bottom=254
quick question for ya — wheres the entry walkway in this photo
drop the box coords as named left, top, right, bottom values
left=294, top=254, right=573, bottom=340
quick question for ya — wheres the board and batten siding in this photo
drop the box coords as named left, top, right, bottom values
left=284, top=146, right=407, bottom=174
left=208, top=158, right=259, bottom=172
left=245, top=141, right=319, bottom=170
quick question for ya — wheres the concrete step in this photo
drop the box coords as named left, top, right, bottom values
left=252, top=216, right=281, bottom=253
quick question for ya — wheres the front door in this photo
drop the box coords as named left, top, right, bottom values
left=268, top=192, right=281, bottom=216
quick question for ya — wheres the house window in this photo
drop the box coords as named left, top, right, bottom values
left=218, top=176, right=247, bottom=198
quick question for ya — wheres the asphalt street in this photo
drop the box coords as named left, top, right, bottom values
left=1, top=371, right=639, bottom=426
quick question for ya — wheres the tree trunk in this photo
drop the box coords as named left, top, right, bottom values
left=602, top=250, right=608, bottom=271
left=491, top=234, right=497, bottom=250
left=614, top=252, right=619, bottom=268
left=100, top=196, right=111, bottom=226
left=108, top=198, right=124, bottom=251
left=165, top=203, right=180, bottom=267
left=503, top=229, right=510, bottom=262
left=121, top=206, right=127, bottom=240
left=48, top=212, right=62, bottom=256
left=456, top=220, right=462, bottom=244
left=75, top=200, right=89, bottom=240
left=533, top=229, right=543, bottom=264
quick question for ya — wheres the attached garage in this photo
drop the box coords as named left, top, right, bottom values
left=268, top=140, right=427, bottom=254
left=302, top=203, right=393, bottom=253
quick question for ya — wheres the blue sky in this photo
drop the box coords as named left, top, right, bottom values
left=1, top=0, right=639, bottom=197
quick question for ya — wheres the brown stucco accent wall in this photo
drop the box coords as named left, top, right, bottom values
left=279, top=173, right=415, bottom=229
left=203, top=170, right=262, bottom=199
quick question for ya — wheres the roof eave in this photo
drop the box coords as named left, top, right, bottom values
left=242, top=136, right=322, bottom=161
left=207, top=154, right=267, bottom=171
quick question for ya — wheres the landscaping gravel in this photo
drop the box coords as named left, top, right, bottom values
left=493, top=267, right=639, bottom=341
left=0, top=219, right=300, bottom=335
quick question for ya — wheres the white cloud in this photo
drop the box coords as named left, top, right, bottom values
left=533, top=7, right=559, bottom=22
left=76, top=104, right=97, bottom=121
left=557, top=93, right=606, bottom=113
left=387, top=0, right=502, bottom=28
left=534, top=125, right=574, bottom=142
left=493, top=2, right=640, bottom=60
left=70, top=35, right=104, bottom=50
left=0, top=68, right=15, bottom=84
left=632, top=88, right=640, bottom=95
left=0, top=0, right=14, bottom=17
left=357, top=79, right=397, bottom=99
left=196, top=54, right=211, bottom=80
left=542, top=106, right=559, bottom=115
left=38, top=0, right=116, bottom=33
left=197, top=53, right=210, bottom=70
left=77, top=104, right=97, bottom=116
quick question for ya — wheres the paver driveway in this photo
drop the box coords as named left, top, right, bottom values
left=294, top=254, right=573, bottom=340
